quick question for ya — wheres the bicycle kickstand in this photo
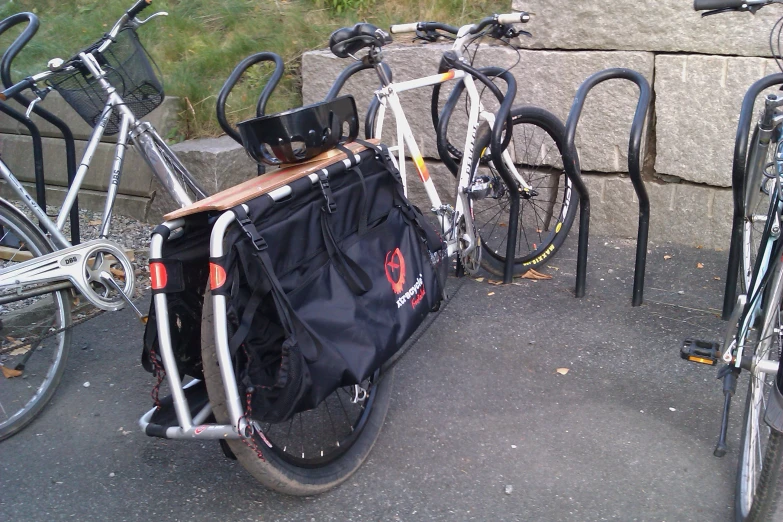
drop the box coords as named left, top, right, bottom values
left=714, top=364, right=740, bottom=457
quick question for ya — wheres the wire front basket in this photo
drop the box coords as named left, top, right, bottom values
left=46, top=28, right=164, bottom=135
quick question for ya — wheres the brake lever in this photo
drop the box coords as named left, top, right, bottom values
left=24, top=86, right=51, bottom=118
left=413, top=29, right=454, bottom=43
left=129, top=11, right=168, bottom=28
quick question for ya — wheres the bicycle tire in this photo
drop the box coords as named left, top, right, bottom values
left=200, top=287, right=394, bottom=496
left=0, top=197, right=72, bottom=441
left=469, top=106, right=577, bottom=276
left=734, top=273, right=783, bottom=521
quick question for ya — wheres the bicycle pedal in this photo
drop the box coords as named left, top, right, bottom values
left=681, top=338, right=721, bottom=366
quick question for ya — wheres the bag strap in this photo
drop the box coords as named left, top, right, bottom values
left=397, top=196, right=444, bottom=253
left=320, top=207, right=372, bottom=296
left=354, top=138, right=403, bottom=185
left=231, top=205, right=323, bottom=362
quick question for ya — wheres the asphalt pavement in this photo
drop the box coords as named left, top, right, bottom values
left=0, top=233, right=742, bottom=521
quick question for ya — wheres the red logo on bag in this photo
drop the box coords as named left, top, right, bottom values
left=385, top=248, right=406, bottom=294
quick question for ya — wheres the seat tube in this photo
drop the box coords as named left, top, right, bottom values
left=98, top=112, right=133, bottom=238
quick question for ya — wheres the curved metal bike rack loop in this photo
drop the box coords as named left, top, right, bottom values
left=0, top=12, right=81, bottom=244
left=563, top=67, right=652, bottom=305
left=216, top=52, right=285, bottom=177
left=722, top=73, right=783, bottom=319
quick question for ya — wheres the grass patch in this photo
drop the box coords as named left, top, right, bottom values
left=0, top=0, right=507, bottom=140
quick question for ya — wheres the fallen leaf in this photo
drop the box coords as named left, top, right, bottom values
left=488, top=292, right=495, bottom=296
left=487, top=280, right=503, bottom=285
left=663, top=255, right=673, bottom=260
left=474, top=277, right=484, bottom=283
left=2, top=366, right=22, bottom=379
left=88, top=219, right=101, bottom=226
left=556, top=368, right=569, bottom=375
left=9, top=344, right=31, bottom=356
left=110, top=267, right=126, bottom=279
left=696, top=245, right=703, bottom=249
left=714, top=276, right=721, bottom=281
left=521, top=269, right=552, bottom=280
left=696, top=263, right=704, bottom=269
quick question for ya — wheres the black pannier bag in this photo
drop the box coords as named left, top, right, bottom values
left=212, top=144, right=447, bottom=424
left=142, top=213, right=212, bottom=381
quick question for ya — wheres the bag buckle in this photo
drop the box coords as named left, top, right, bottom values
left=233, top=206, right=268, bottom=251
left=318, top=171, right=338, bottom=214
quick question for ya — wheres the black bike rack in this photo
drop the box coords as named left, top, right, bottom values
left=563, top=68, right=652, bottom=305
left=722, top=73, right=783, bottom=320
left=0, top=12, right=80, bottom=245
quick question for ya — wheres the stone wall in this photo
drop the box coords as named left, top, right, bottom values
left=300, top=0, right=783, bottom=249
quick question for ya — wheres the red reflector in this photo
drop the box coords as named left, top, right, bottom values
left=210, top=262, right=226, bottom=290
left=150, top=262, right=167, bottom=290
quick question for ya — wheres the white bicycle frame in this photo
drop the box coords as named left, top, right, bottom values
left=371, top=25, right=533, bottom=258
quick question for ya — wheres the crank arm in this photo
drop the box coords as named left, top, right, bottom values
left=0, top=239, right=134, bottom=311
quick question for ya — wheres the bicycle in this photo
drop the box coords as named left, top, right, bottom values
left=682, top=1, right=783, bottom=520
left=0, top=0, right=208, bottom=441
left=140, top=12, right=578, bottom=496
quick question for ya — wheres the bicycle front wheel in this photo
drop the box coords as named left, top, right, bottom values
left=0, top=198, right=72, bottom=441
left=735, top=288, right=783, bottom=521
left=200, top=288, right=394, bottom=495
left=469, top=106, right=577, bottom=277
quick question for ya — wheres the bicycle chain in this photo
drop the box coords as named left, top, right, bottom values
left=0, top=301, right=109, bottom=356
left=0, top=288, right=146, bottom=357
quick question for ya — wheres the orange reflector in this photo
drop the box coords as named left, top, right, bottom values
left=687, top=356, right=716, bottom=366
left=210, top=262, right=227, bottom=290
left=149, top=262, right=167, bottom=290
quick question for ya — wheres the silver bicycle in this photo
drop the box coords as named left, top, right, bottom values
left=0, top=0, right=206, bottom=441
left=683, top=1, right=783, bottom=520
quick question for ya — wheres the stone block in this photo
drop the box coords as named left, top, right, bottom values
left=511, top=0, right=781, bottom=57
left=654, top=54, right=777, bottom=186
left=582, top=174, right=732, bottom=249
left=0, top=133, right=153, bottom=196
left=0, top=181, right=151, bottom=222
left=302, top=46, right=654, bottom=173
left=0, top=93, right=179, bottom=142
left=147, top=136, right=258, bottom=223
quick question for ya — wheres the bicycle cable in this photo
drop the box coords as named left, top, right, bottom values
left=770, top=11, right=783, bottom=74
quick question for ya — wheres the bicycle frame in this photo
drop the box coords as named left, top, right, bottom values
left=0, top=33, right=205, bottom=311
left=369, top=31, right=532, bottom=258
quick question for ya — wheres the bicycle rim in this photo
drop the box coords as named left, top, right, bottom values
left=0, top=202, right=71, bottom=440
left=471, top=108, right=575, bottom=275
left=736, top=300, right=782, bottom=519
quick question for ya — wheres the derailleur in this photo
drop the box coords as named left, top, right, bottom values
left=467, top=175, right=505, bottom=200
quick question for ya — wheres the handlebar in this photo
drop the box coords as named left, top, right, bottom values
left=390, top=12, right=528, bottom=36
left=0, top=77, right=33, bottom=101
left=693, top=0, right=769, bottom=11
left=694, top=0, right=752, bottom=9
left=389, top=21, right=459, bottom=35
left=127, top=0, right=152, bottom=19
left=468, top=13, right=529, bottom=34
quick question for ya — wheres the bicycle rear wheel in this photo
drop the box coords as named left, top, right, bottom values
left=0, top=198, right=71, bottom=441
left=469, top=106, right=577, bottom=276
left=735, top=269, right=783, bottom=521
left=200, top=288, right=394, bottom=495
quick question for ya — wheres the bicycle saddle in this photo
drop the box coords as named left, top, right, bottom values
left=329, top=23, right=392, bottom=58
